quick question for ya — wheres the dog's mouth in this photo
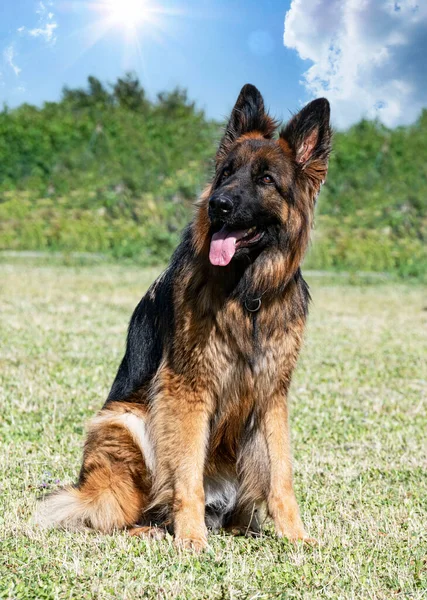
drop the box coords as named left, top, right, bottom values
left=209, top=225, right=264, bottom=266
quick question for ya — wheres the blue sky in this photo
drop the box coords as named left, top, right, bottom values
left=1, top=0, right=426, bottom=128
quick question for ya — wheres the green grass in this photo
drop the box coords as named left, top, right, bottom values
left=1, top=262, right=426, bottom=599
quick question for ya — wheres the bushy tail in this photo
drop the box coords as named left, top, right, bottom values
left=35, top=468, right=143, bottom=532
left=35, top=406, right=151, bottom=533
left=35, top=486, right=90, bottom=531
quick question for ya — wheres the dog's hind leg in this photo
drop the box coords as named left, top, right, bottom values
left=35, top=403, right=154, bottom=533
left=224, top=502, right=265, bottom=536
left=225, top=424, right=270, bottom=537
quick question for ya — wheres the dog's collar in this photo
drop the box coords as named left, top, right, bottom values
left=244, top=296, right=262, bottom=312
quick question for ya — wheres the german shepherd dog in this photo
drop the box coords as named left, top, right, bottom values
left=36, top=85, right=331, bottom=550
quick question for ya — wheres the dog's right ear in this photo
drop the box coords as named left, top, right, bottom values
left=216, top=84, right=276, bottom=166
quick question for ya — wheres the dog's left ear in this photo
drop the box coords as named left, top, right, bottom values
left=216, top=84, right=276, bottom=165
left=280, top=98, right=332, bottom=184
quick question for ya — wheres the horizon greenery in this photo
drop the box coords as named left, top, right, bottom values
left=0, top=74, right=426, bottom=278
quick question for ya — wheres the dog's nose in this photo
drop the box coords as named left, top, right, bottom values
left=209, top=196, right=233, bottom=218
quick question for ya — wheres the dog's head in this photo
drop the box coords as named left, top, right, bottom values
left=194, top=84, right=331, bottom=270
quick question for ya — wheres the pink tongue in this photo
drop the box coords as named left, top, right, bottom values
left=209, top=226, right=246, bottom=266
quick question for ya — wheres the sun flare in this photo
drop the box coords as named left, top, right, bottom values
left=106, top=0, right=151, bottom=30
left=77, top=0, right=181, bottom=71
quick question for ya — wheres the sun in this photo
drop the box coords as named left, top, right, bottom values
left=75, top=0, right=182, bottom=70
left=105, top=0, right=151, bottom=31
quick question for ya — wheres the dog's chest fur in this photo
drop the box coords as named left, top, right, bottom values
left=173, top=287, right=305, bottom=407
left=214, top=301, right=288, bottom=399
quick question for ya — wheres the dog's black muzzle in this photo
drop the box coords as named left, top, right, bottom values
left=208, top=194, right=234, bottom=222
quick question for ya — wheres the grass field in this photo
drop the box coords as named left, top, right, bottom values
left=1, top=261, right=426, bottom=599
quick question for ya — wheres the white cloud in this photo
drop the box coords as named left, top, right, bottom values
left=3, top=45, right=21, bottom=76
left=18, top=0, right=58, bottom=46
left=28, top=22, right=58, bottom=43
left=284, top=0, right=427, bottom=128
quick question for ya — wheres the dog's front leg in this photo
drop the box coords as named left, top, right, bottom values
left=172, top=401, right=210, bottom=552
left=262, top=397, right=311, bottom=542
left=153, top=371, right=211, bottom=551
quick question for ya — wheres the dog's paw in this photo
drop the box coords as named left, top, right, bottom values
left=283, top=533, right=318, bottom=546
left=174, top=533, right=208, bottom=552
left=275, top=525, right=317, bottom=545
left=128, top=526, right=166, bottom=541
left=224, top=525, right=261, bottom=537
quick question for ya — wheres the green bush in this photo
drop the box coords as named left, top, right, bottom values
left=0, top=75, right=426, bottom=278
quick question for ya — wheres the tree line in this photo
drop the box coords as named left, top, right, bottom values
left=0, top=75, right=425, bottom=277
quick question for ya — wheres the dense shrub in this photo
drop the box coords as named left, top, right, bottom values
left=0, top=75, right=425, bottom=277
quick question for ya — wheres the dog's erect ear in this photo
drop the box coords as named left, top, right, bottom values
left=216, top=84, right=276, bottom=165
left=280, top=98, right=331, bottom=181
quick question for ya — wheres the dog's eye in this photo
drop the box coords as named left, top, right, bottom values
left=260, top=174, right=274, bottom=185
left=222, top=169, right=231, bottom=180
